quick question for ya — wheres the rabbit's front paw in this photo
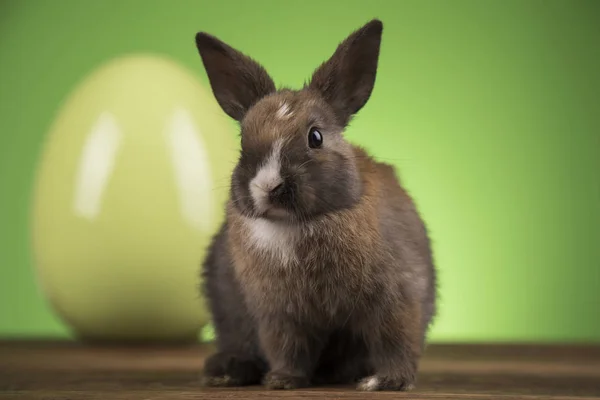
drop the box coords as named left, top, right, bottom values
left=357, top=375, right=415, bottom=391
left=263, top=371, right=310, bottom=390
left=202, top=351, right=265, bottom=387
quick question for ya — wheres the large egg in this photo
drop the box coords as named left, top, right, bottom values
left=30, top=54, right=237, bottom=342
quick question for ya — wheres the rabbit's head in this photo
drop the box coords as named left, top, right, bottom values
left=195, top=20, right=383, bottom=222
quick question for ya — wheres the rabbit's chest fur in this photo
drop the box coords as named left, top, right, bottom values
left=228, top=207, right=388, bottom=324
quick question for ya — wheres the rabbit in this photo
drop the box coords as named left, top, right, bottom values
left=194, top=19, right=437, bottom=391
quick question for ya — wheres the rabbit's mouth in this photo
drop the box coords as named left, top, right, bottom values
left=262, top=206, right=293, bottom=221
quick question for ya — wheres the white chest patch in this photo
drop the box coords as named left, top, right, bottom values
left=244, top=217, right=299, bottom=266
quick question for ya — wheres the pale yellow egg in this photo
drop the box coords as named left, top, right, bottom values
left=30, top=54, right=237, bottom=342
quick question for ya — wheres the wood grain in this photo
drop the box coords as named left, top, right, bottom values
left=1, top=341, right=599, bottom=399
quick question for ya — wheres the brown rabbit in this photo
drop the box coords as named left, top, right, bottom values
left=195, top=19, right=437, bottom=391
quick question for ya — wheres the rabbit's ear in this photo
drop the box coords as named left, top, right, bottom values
left=195, top=32, right=276, bottom=121
left=308, top=19, right=383, bottom=126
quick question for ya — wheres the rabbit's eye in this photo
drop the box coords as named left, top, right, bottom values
left=308, top=127, right=323, bottom=149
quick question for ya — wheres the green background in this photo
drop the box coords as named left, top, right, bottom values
left=1, top=0, right=599, bottom=343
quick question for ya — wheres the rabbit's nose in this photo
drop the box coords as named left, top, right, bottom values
left=269, top=182, right=285, bottom=198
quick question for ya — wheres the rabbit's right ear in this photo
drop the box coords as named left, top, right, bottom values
left=195, top=32, right=276, bottom=121
left=308, top=19, right=383, bottom=127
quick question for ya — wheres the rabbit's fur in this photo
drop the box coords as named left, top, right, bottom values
left=195, top=19, right=437, bottom=391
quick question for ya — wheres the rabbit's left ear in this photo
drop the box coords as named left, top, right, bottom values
left=195, top=32, right=276, bottom=122
left=308, top=19, right=383, bottom=126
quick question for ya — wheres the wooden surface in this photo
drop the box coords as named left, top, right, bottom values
left=1, top=341, right=599, bottom=399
